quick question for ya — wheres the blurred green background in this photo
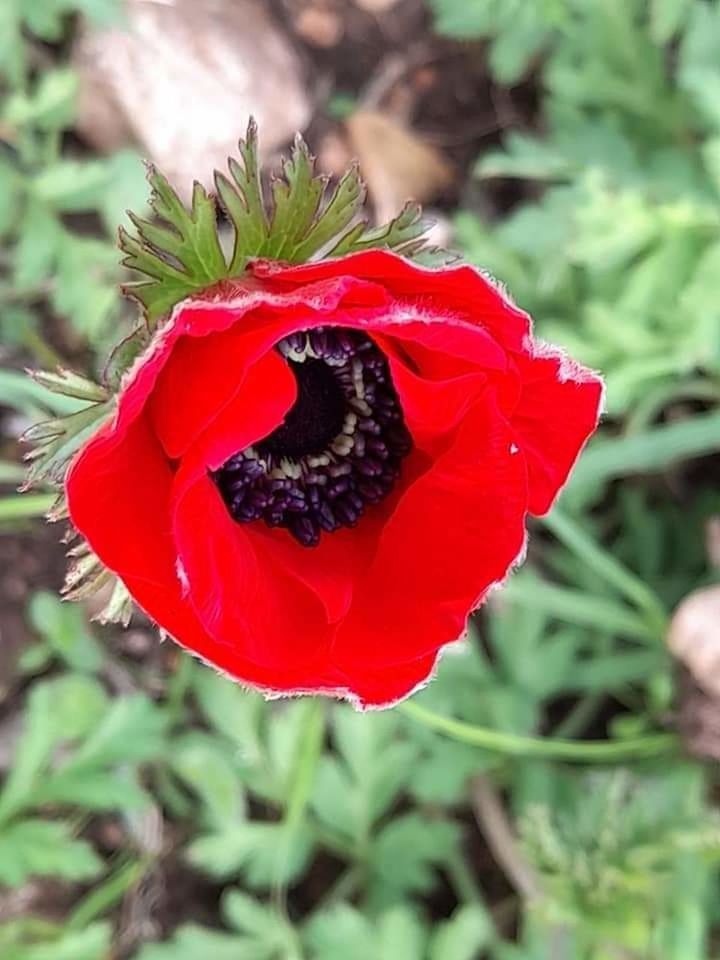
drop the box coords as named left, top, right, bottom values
left=2, top=1, right=720, bottom=957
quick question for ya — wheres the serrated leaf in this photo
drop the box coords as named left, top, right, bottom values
left=192, top=667, right=265, bottom=763
left=171, top=733, right=245, bottom=828
left=0, top=370, right=86, bottom=417
left=0, top=819, right=102, bottom=886
left=94, top=577, right=133, bottom=626
left=368, top=814, right=460, bottom=909
left=0, top=676, right=108, bottom=824
left=68, top=694, right=166, bottom=769
left=123, top=119, right=438, bottom=327
left=120, top=169, right=226, bottom=324
left=28, top=368, right=109, bottom=403
left=311, top=709, right=419, bottom=846
left=32, top=767, right=148, bottom=812
left=22, top=399, right=112, bottom=489
left=269, top=137, right=327, bottom=260
left=187, top=821, right=312, bottom=888
left=292, top=163, right=365, bottom=262
left=328, top=201, right=427, bottom=258
left=222, top=890, right=296, bottom=955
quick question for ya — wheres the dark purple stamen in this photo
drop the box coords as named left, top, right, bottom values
left=213, top=327, right=412, bottom=547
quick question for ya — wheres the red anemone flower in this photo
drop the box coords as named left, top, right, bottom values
left=65, top=250, right=602, bottom=708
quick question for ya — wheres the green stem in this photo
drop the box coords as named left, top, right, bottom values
left=273, top=698, right=326, bottom=907
left=541, top=509, right=668, bottom=635
left=67, top=857, right=147, bottom=930
left=284, top=698, right=326, bottom=834
left=399, top=701, right=677, bottom=763
left=445, top=847, right=484, bottom=905
left=0, top=493, right=55, bottom=522
left=552, top=693, right=604, bottom=739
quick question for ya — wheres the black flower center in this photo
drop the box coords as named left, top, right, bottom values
left=213, top=327, right=412, bottom=547
left=259, top=359, right=346, bottom=459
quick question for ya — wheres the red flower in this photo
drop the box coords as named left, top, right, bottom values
left=66, top=251, right=602, bottom=708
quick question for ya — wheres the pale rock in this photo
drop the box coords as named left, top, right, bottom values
left=73, top=0, right=311, bottom=199
left=668, top=584, right=720, bottom=698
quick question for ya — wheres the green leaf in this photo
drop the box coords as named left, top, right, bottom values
left=0, top=676, right=108, bottom=824
left=680, top=67, right=720, bottom=129
left=0, top=819, right=101, bottom=886
left=31, top=160, right=115, bottom=212
left=428, top=905, right=493, bottom=960
left=304, top=905, right=431, bottom=960
left=28, top=368, right=108, bottom=404
left=28, top=590, right=103, bottom=673
left=500, top=574, right=657, bottom=641
left=32, top=767, right=148, bottom=812
left=51, top=238, right=118, bottom=338
left=13, top=202, right=61, bottom=288
left=96, top=149, right=149, bottom=232
left=170, top=733, right=245, bottom=827
left=376, top=907, right=428, bottom=960
left=22, top=399, right=112, bottom=489
left=564, top=410, right=720, bottom=506
left=120, top=169, right=227, bottom=324
left=222, top=890, right=297, bottom=956
left=650, top=0, right=691, bottom=44
left=68, top=0, right=124, bottom=26
left=187, top=821, right=312, bottom=889
left=368, top=814, right=460, bottom=909
left=0, top=2, right=23, bottom=85
left=0, top=370, right=85, bottom=417
left=3, top=67, right=77, bottom=130
left=192, top=667, right=265, bottom=762
left=8, top=923, right=113, bottom=960
left=311, top=709, right=419, bottom=846
left=68, top=694, right=167, bottom=768
left=122, top=120, right=439, bottom=327
left=136, top=926, right=258, bottom=960
left=304, top=904, right=375, bottom=960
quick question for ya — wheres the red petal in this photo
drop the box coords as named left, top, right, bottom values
left=252, top=250, right=531, bottom=352
left=66, top=414, right=176, bottom=586
left=334, top=392, right=528, bottom=671
left=148, top=324, right=284, bottom=459
left=171, top=349, right=343, bottom=675
left=511, top=346, right=603, bottom=516
left=172, top=472, right=336, bottom=675
left=340, top=650, right=442, bottom=709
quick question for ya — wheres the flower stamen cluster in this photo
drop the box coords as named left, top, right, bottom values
left=214, top=327, right=412, bottom=546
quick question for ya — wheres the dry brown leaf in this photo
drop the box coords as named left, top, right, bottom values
left=73, top=0, right=311, bottom=198
left=345, top=109, right=453, bottom=223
